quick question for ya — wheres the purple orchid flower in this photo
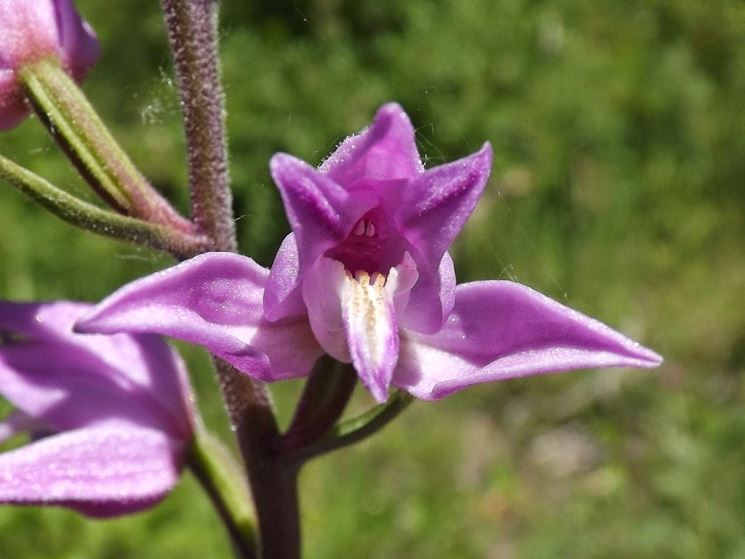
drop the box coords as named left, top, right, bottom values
left=0, top=0, right=100, bottom=129
left=76, top=103, right=662, bottom=403
left=0, top=300, right=194, bottom=517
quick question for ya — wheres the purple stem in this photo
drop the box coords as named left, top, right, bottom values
left=160, top=3, right=301, bottom=556
left=215, top=359, right=301, bottom=559
left=160, top=0, right=236, bottom=252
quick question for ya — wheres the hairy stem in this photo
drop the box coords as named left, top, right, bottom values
left=214, top=360, right=301, bottom=559
left=160, top=0, right=235, bottom=251
left=0, top=154, right=208, bottom=258
left=20, top=59, right=193, bottom=233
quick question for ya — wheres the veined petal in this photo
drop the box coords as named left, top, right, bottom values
left=395, top=281, right=662, bottom=400
left=341, top=269, right=400, bottom=403
left=76, top=252, right=322, bottom=381
left=400, top=142, right=492, bottom=268
left=319, top=102, right=423, bottom=184
left=0, top=426, right=182, bottom=518
left=0, top=343, right=179, bottom=436
left=302, top=257, right=403, bottom=402
left=0, top=301, right=193, bottom=438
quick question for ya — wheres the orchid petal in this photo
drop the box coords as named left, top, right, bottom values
left=0, top=2, right=57, bottom=67
left=399, top=251, right=456, bottom=334
left=319, top=102, right=423, bottom=184
left=301, top=257, right=349, bottom=362
left=341, top=269, right=400, bottom=403
left=53, top=0, right=100, bottom=77
left=270, top=154, right=376, bottom=272
left=263, top=233, right=308, bottom=322
left=400, top=143, right=492, bottom=267
left=395, top=281, right=663, bottom=400
left=0, top=301, right=193, bottom=437
left=0, top=342, right=180, bottom=436
left=76, top=252, right=322, bottom=381
left=302, top=257, right=403, bottom=402
left=0, top=426, right=182, bottom=518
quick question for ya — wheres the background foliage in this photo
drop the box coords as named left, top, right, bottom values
left=1, top=0, right=744, bottom=557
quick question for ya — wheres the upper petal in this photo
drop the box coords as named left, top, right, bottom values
left=0, top=425, right=183, bottom=518
left=399, top=143, right=492, bottom=269
left=76, top=252, right=322, bottom=381
left=319, top=103, right=424, bottom=184
left=395, top=281, right=662, bottom=400
left=270, top=153, right=377, bottom=263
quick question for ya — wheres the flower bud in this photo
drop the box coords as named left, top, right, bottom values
left=0, top=0, right=99, bottom=130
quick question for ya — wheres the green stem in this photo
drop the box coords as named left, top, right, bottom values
left=292, top=391, right=414, bottom=463
left=0, top=154, right=208, bottom=257
left=19, top=59, right=193, bottom=233
left=278, top=357, right=357, bottom=454
left=188, top=429, right=258, bottom=559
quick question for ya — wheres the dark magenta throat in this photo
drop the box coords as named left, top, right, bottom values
left=325, top=209, right=401, bottom=275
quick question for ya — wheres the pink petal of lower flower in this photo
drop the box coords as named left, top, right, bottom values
left=395, top=281, right=662, bottom=400
left=76, top=252, right=321, bottom=381
left=0, top=69, right=28, bottom=130
left=0, top=343, right=179, bottom=435
left=0, top=426, right=183, bottom=518
left=53, top=0, right=100, bottom=78
left=0, top=301, right=193, bottom=438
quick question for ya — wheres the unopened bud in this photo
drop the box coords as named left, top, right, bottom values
left=0, top=0, right=99, bottom=130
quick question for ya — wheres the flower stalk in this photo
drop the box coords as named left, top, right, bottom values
left=279, top=357, right=358, bottom=455
left=0, top=154, right=209, bottom=257
left=19, top=59, right=193, bottom=232
left=292, top=391, right=414, bottom=463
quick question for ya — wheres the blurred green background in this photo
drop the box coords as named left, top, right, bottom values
left=1, top=0, right=744, bottom=557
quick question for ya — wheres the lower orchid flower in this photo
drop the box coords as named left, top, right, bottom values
left=76, top=103, right=662, bottom=403
left=0, top=300, right=194, bottom=517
